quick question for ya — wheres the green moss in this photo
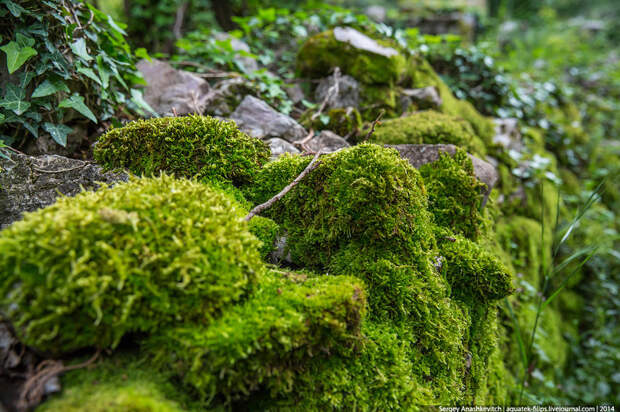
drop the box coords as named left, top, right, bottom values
left=371, top=110, right=487, bottom=156
left=437, top=233, right=514, bottom=303
left=420, top=149, right=488, bottom=239
left=0, top=175, right=264, bottom=354
left=94, top=115, right=270, bottom=187
left=359, top=84, right=400, bottom=121
left=248, top=216, right=280, bottom=260
left=299, top=108, right=363, bottom=138
left=144, top=269, right=366, bottom=404
left=296, top=30, right=406, bottom=85
left=407, top=56, right=495, bottom=146
left=38, top=353, right=196, bottom=412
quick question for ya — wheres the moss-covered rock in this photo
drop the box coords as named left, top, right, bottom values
left=300, top=108, right=362, bottom=139
left=38, top=354, right=196, bottom=412
left=407, top=56, right=496, bottom=146
left=94, top=115, right=270, bottom=187
left=247, top=216, right=280, bottom=260
left=0, top=175, right=264, bottom=354
left=144, top=269, right=366, bottom=404
left=420, top=150, right=488, bottom=239
left=371, top=111, right=487, bottom=156
left=296, top=29, right=405, bottom=85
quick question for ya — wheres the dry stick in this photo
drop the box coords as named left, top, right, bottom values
left=244, top=151, right=323, bottom=221
left=362, top=110, right=385, bottom=142
left=310, top=67, right=341, bottom=122
left=293, top=128, right=315, bottom=152
left=18, top=349, right=101, bottom=411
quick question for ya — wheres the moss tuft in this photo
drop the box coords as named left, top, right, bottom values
left=300, top=108, right=363, bottom=138
left=371, top=110, right=487, bottom=156
left=420, top=149, right=487, bottom=239
left=0, top=175, right=264, bottom=354
left=247, top=216, right=280, bottom=259
left=94, top=115, right=270, bottom=187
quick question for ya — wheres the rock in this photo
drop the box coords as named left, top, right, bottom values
left=307, top=130, right=350, bottom=153
left=365, top=5, right=386, bottom=22
left=213, top=33, right=258, bottom=72
left=0, top=153, right=127, bottom=229
left=230, top=95, right=307, bottom=142
left=400, top=86, right=442, bottom=111
left=315, top=73, right=360, bottom=110
left=387, top=144, right=498, bottom=206
left=203, top=77, right=250, bottom=117
left=332, top=27, right=398, bottom=58
left=267, top=138, right=300, bottom=160
left=269, top=233, right=292, bottom=264
left=493, top=118, right=524, bottom=152
left=285, top=83, right=305, bottom=104
left=137, top=59, right=210, bottom=116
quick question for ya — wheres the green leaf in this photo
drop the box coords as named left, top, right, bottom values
left=59, top=94, right=97, bottom=123
left=130, top=89, right=158, bottom=117
left=70, top=38, right=92, bottom=61
left=77, top=66, right=102, bottom=85
left=134, top=47, right=151, bottom=61
left=32, top=79, right=69, bottom=98
left=15, top=33, right=35, bottom=48
left=0, top=83, right=30, bottom=115
left=107, top=16, right=127, bottom=36
left=3, top=0, right=26, bottom=17
left=0, top=41, right=38, bottom=74
left=96, top=55, right=110, bottom=88
left=43, top=122, right=72, bottom=147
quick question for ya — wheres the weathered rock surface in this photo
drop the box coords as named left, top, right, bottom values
left=315, top=73, right=360, bottom=109
left=203, top=77, right=250, bottom=117
left=230, top=95, right=307, bottom=142
left=267, top=138, right=300, bottom=159
left=307, top=130, right=350, bottom=153
left=387, top=144, right=498, bottom=205
left=400, top=86, right=442, bottom=111
left=0, top=153, right=127, bottom=229
left=137, top=59, right=210, bottom=116
left=333, top=27, right=398, bottom=57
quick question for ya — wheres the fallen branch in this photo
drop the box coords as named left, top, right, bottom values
left=362, top=110, right=385, bottom=142
left=293, top=128, right=315, bottom=152
left=244, top=151, right=323, bottom=221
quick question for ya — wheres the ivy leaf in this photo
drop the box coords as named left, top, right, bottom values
left=32, top=78, right=69, bottom=98
left=0, top=41, right=38, bottom=74
left=77, top=66, right=102, bottom=85
left=3, top=0, right=26, bottom=17
left=107, top=15, right=127, bottom=36
left=59, top=93, right=97, bottom=123
left=43, top=122, right=72, bottom=147
left=130, top=89, right=157, bottom=117
left=96, top=56, right=110, bottom=88
left=70, top=38, right=92, bottom=61
left=134, top=47, right=151, bottom=61
left=0, top=83, right=30, bottom=115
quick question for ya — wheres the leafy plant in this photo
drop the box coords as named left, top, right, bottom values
left=0, top=0, right=151, bottom=148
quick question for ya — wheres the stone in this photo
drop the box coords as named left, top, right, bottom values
left=203, top=77, right=250, bottom=117
left=0, top=153, right=127, bottom=229
left=137, top=59, right=210, bottom=116
left=267, top=138, right=300, bottom=160
left=230, top=95, right=307, bottom=142
left=387, top=144, right=498, bottom=206
left=307, top=130, right=350, bottom=153
left=333, top=27, right=398, bottom=58
left=493, top=118, right=523, bottom=152
left=365, top=5, right=386, bottom=22
left=400, top=86, right=442, bottom=111
left=315, top=73, right=360, bottom=109
left=285, top=83, right=305, bottom=104
left=214, top=33, right=258, bottom=72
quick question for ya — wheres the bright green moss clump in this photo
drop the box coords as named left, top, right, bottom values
left=145, top=269, right=366, bottom=404
left=420, top=149, right=487, bottom=239
left=0, top=175, right=264, bottom=354
left=247, top=216, right=280, bottom=259
left=372, top=110, right=487, bottom=156
left=296, top=30, right=405, bottom=85
left=94, top=115, right=270, bottom=186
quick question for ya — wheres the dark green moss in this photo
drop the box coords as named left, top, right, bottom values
left=94, top=115, right=270, bottom=187
left=296, top=30, right=406, bottom=85
left=247, top=216, right=280, bottom=260
left=420, top=149, right=487, bottom=240
left=371, top=110, right=487, bottom=156
left=300, top=108, right=363, bottom=139
left=0, top=175, right=264, bottom=354
left=144, top=269, right=366, bottom=404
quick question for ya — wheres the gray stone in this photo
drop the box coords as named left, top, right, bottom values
left=214, top=33, right=258, bottom=72
left=285, top=83, right=305, bottom=104
left=365, top=5, right=386, bottom=22
left=137, top=59, right=210, bottom=116
left=315, top=73, right=360, bottom=110
left=387, top=144, right=498, bottom=206
left=400, top=86, right=442, bottom=111
left=267, top=138, right=300, bottom=160
left=269, top=233, right=293, bottom=265
left=203, top=77, right=250, bottom=117
left=307, top=130, right=350, bottom=153
left=333, top=27, right=398, bottom=58
left=0, top=153, right=127, bottom=229
left=493, top=118, right=523, bottom=152
left=230, top=95, right=307, bottom=142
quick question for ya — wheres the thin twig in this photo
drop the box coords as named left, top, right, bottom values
left=244, top=151, right=323, bottom=221
left=293, top=129, right=315, bottom=152
left=310, top=67, right=341, bottom=122
left=362, top=110, right=385, bottom=142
